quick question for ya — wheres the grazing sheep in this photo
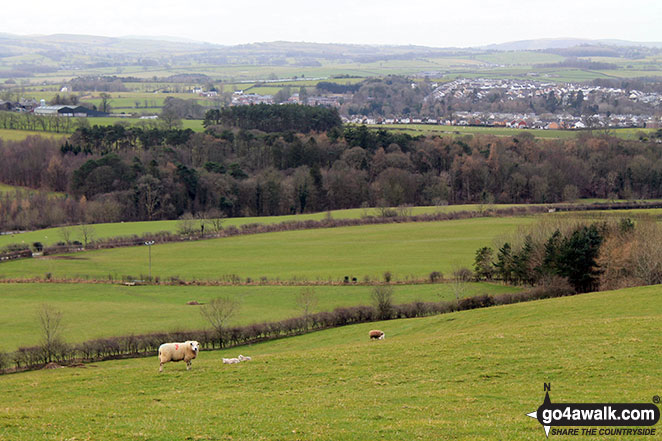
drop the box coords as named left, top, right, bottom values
left=238, top=354, right=252, bottom=361
left=369, top=329, right=385, bottom=340
left=158, top=340, right=199, bottom=372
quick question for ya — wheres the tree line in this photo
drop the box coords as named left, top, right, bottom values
left=202, top=104, right=342, bottom=133
left=0, top=282, right=574, bottom=374
left=473, top=217, right=662, bottom=293
left=2, top=126, right=662, bottom=231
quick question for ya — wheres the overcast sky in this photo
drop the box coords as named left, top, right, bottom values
left=2, top=0, right=660, bottom=47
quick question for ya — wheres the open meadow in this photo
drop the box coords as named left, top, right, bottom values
left=0, top=129, right=69, bottom=142
left=0, top=281, right=517, bottom=350
left=0, top=204, right=531, bottom=249
left=0, top=217, right=533, bottom=281
left=370, top=124, right=656, bottom=140
left=0, top=285, right=659, bottom=440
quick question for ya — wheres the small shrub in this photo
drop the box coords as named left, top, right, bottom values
left=453, top=267, right=473, bottom=282
left=383, top=271, right=392, bottom=283
left=458, top=294, right=494, bottom=311
left=429, top=271, right=443, bottom=283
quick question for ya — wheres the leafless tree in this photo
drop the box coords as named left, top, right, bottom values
left=296, top=287, right=318, bottom=329
left=78, top=223, right=96, bottom=248
left=38, top=304, right=64, bottom=364
left=631, top=221, right=662, bottom=285
left=59, top=226, right=72, bottom=244
left=451, top=265, right=472, bottom=301
left=371, top=285, right=394, bottom=320
left=200, top=297, right=240, bottom=346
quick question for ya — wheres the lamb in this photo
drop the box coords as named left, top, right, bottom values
left=237, top=354, right=252, bottom=362
left=158, top=340, right=199, bottom=372
left=222, top=357, right=240, bottom=364
left=369, top=329, right=385, bottom=340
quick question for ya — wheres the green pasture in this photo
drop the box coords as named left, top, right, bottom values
left=2, top=202, right=660, bottom=256
left=0, top=183, right=64, bottom=199
left=84, top=117, right=204, bottom=131
left=0, top=129, right=68, bottom=141
left=370, top=124, right=577, bottom=139
left=0, top=204, right=524, bottom=249
left=0, top=284, right=659, bottom=440
left=0, top=217, right=532, bottom=281
left=0, top=281, right=516, bottom=350
left=474, top=51, right=564, bottom=65
left=372, top=123, right=655, bottom=140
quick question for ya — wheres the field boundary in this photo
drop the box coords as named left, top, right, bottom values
left=0, top=283, right=572, bottom=375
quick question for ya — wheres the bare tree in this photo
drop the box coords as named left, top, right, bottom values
left=631, top=221, right=662, bottom=285
left=296, top=287, right=318, bottom=329
left=38, top=304, right=64, bottom=364
left=78, top=224, right=96, bottom=248
left=206, top=209, right=226, bottom=234
left=200, top=297, right=239, bottom=347
left=176, top=213, right=196, bottom=236
left=136, top=175, right=161, bottom=220
left=59, top=226, right=72, bottom=244
left=99, top=93, right=112, bottom=113
left=371, top=285, right=394, bottom=320
left=451, top=265, right=472, bottom=301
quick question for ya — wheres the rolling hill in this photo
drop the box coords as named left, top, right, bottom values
left=0, top=284, right=658, bottom=440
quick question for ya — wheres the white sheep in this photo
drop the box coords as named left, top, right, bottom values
left=222, top=357, right=240, bottom=364
left=158, top=340, right=199, bottom=372
left=238, top=354, right=252, bottom=361
left=369, top=329, right=385, bottom=340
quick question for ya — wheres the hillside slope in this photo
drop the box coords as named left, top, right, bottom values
left=0, top=285, right=659, bottom=440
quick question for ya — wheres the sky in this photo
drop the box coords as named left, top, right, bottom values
left=2, top=0, right=661, bottom=47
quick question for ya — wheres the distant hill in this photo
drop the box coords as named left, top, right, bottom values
left=0, top=33, right=661, bottom=78
left=483, top=38, right=662, bottom=51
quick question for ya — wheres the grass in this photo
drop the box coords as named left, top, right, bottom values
left=0, top=281, right=516, bottom=350
left=85, top=117, right=205, bottom=131
left=0, top=129, right=68, bottom=141
left=0, top=183, right=65, bottom=199
left=0, top=203, right=527, bottom=249
left=0, top=284, right=659, bottom=440
left=0, top=217, right=533, bottom=281
left=370, top=124, right=656, bottom=140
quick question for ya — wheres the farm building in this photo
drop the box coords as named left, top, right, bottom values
left=33, top=105, right=109, bottom=117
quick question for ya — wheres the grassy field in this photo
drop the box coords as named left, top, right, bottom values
left=0, top=183, right=65, bottom=199
left=85, top=117, right=204, bottom=131
left=0, top=281, right=516, bottom=350
left=0, top=129, right=69, bottom=141
left=0, top=203, right=537, bottom=249
left=0, top=284, right=659, bottom=440
left=370, top=124, right=655, bottom=140
left=0, top=217, right=532, bottom=281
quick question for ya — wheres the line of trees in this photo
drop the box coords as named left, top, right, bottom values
left=473, top=217, right=662, bottom=293
left=202, top=104, right=342, bottom=133
left=0, top=283, right=575, bottom=375
left=3, top=127, right=662, bottom=231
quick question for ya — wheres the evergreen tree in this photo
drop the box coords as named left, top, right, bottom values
left=474, top=246, right=495, bottom=280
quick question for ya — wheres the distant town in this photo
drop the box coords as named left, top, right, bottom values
left=1, top=76, right=661, bottom=131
